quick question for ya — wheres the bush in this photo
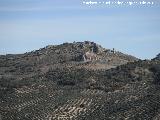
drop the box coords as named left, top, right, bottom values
left=150, top=65, right=160, bottom=84
left=149, top=65, right=160, bottom=73
left=57, top=80, right=75, bottom=86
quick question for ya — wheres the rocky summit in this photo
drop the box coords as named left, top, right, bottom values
left=0, top=41, right=160, bottom=120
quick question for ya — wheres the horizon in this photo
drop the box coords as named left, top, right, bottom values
left=0, top=40, right=158, bottom=60
left=0, top=0, right=160, bottom=59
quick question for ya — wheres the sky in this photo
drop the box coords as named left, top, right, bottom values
left=0, top=0, right=160, bottom=59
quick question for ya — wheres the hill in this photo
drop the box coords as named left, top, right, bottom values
left=0, top=41, right=160, bottom=120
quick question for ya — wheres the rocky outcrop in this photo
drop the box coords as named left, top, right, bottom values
left=83, top=51, right=98, bottom=61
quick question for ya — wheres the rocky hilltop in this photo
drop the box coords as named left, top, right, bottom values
left=0, top=41, right=138, bottom=73
left=0, top=41, right=160, bottom=120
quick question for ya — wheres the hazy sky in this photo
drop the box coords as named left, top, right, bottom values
left=0, top=0, right=160, bottom=59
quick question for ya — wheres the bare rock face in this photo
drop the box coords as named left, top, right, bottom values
left=1, top=41, right=160, bottom=120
